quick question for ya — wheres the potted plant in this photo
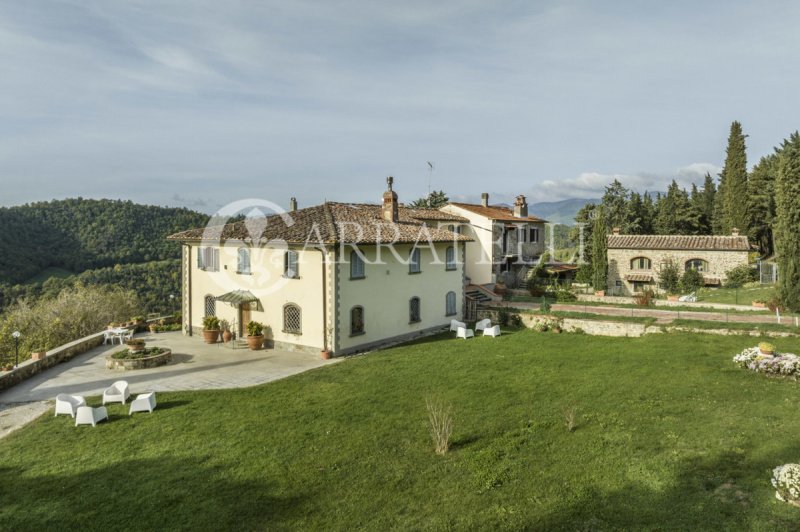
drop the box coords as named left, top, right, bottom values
left=126, top=338, right=146, bottom=352
left=752, top=299, right=767, bottom=308
left=320, top=328, right=333, bottom=359
left=758, top=342, right=776, bottom=356
left=149, top=322, right=158, bottom=333
left=667, top=293, right=680, bottom=302
left=202, top=316, right=221, bottom=344
left=594, top=290, right=605, bottom=297
left=30, top=349, right=47, bottom=361
left=246, top=321, right=265, bottom=350
left=221, top=320, right=233, bottom=343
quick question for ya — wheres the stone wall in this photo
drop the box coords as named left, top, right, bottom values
left=607, top=247, right=749, bottom=296
left=575, top=294, right=765, bottom=312
left=0, top=332, right=105, bottom=393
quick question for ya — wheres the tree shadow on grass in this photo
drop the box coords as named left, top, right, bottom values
left=530, top=445, right=800, bottom=530
left=0, top=457, right=309, bottom=531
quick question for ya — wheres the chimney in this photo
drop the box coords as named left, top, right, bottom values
left=382, top=176, right=399, bottom=223
left=731, top=227, right=740, bottom=236
left=513, top=195, right=528, bottom=218
left=612, top=227, right=621, bottom=235
left=481, top=192, right=489, bottom=207
left=289, top=197, right=297, bottom=212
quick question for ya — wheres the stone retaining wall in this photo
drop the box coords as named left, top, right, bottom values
left=576, top=294, right=765, bottom=312
left=0, top=332, right=105, bottom=393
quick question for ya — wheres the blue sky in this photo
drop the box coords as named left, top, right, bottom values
left=2, top=1, right=800, bottom=214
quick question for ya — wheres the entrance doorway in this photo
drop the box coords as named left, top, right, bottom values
left=239, top=304, right=251, bottom=337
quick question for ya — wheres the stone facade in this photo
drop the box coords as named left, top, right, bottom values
left=607, top=232, right=750, bottom=296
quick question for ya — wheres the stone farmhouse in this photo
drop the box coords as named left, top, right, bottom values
left=606, top=228, right=750, bottom=296
left=168, top=179, right=470, bottom=357
left=440, top=193, right=547, bottom=287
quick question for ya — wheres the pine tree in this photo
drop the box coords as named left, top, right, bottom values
left=655, top=181, right=698, bottom=234
left=775, top=132, right=800, bottom=311
left=591, top=206, right=608, bottom=292
left=624, top=192, right=646, bottom=234
left=641, top=192, right=656, bottom=234
left=570, top=203, right=596, bottom=264
left=747, top=154, right=778, bottom=256
left=601, top=179, right=629, bottom=231
left=409, top=190, right=449, bottom=209
left=721, top=121, right=749, bottom=234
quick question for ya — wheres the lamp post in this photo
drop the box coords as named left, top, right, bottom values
left=169, top=294, right=176, bottom=314
left=12, top=331, right=20, bottom=368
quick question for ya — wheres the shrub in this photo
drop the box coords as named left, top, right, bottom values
left=680, top=268, right=705, bottom=293
left=497, top=307, right=510, bottom=327
left=508, top=314, right=523, bottom=328
left=425, top=396, right=453, bottom=455
left=657, top=260, right=681, bottom=294
left=555, top=288, right=577, bottom=302
left=246, top=321, right=264, bottom=336
left=725, top=265, right=757, bottom=288
left=202, top=316, right=220, bottom=330
left=540, top=296, right=551, bottom=313
left=562, top=405, right=578, bottom=432
left=733, top=346, right=800, bottom=377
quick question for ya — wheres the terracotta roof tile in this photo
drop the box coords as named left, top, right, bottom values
left=607, top=234, right=750, bottom=251
left=167, top=202, right=472, bottom=245
left=448, top=202, right=547, bottom=223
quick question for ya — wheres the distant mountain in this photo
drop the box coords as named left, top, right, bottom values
left=528, top=198, right=600, bottom=225
left=0, top=198, right=209, bottom=285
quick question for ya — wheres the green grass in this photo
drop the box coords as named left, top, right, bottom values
left=670, top=319, right=800, bottom=334
left=23, top=266, right=74, bottom=285
left=697, top=285, right=777, bottom=306
left=2, top=332, right=800, bottom=530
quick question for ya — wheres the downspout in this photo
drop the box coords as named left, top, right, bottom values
left=185, top=243, right=192, bottom=336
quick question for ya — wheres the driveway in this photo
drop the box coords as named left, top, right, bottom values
left=0, top=331, right=339, bottom=438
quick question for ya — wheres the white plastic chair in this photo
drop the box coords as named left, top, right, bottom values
left=103, top=380, right=131, bottom=405
left=475, top=318, right=492, bottom=332
left=54, top=394, right=87, bottom=417
left=456, top=326, right=474, bottom=339
left=129, top=392, right=157, bottom=415
left=75, top=406, right=108, bottom=427
left=122, top=329, right=134, bottom=342
left=103, top=331, right=115, bottom=345
left=678, top=292, right=697, bottom=302
left=450, top=319, right=466, bottom=332
left=483, top=325, right=501, bottom=337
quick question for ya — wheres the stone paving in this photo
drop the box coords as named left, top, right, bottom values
left=0, top=331, right=339, bottom=438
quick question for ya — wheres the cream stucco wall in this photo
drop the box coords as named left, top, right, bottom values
left=336, top=242, right=464, bottom=353
left=186, top=244, right=328, bottom=351
left=440, top=204, right=545, bottom=285
left=607, top=247, right=749, bottom=296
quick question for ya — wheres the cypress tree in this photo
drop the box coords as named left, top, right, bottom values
left=641, top=192, right=656, bottom=234
left=748, top=154, right=778, bottom=256
left=721, top=121, right=750, bottom=234
left=775, top=132, right=800, bottom=311
left=700, top=173, right=716, bottom=234
left=712, top=174, right=726, bottom=234
left=591, top=206, right=608, bottom=292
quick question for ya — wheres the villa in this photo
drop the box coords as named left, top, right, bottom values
left=168, top=178, right=470, bottom=356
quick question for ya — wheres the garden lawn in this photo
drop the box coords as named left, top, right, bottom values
left=698, top=285, right=777, bottom=306
left=2, top=331, right=800, bottom=530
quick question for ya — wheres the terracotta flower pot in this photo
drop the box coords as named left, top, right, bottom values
left=223, top=330, right=233, bottom=343
left=321, top=350, right=332, bottom=360
left=667, top=295, right=680, bottom=302
left=246, top=335, right=264, bottom=350
left=594, top=290, right=605, bottom=297
left=30, top=351, right=47, bottom=361
left=203, top=329, right=220, bottom=344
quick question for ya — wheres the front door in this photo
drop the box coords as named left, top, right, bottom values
left=239, top=304, right=251, bottom=337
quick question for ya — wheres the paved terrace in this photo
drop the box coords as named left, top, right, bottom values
left=0, top=332, right=338, bottom=437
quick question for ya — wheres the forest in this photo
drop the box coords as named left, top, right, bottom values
left=0, top=199, right=208, bottom=313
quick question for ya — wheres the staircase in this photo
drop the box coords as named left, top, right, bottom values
left=465, top=287, right=493, bottom=304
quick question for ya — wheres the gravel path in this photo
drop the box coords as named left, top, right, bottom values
left=0, top=401, right=51, bottom=440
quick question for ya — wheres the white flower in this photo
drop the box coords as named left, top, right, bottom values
left=772, top=464, right=800, bottom=503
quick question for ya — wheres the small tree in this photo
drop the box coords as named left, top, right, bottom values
left=680, top=268, right=705, bottom=293
left=658, top=260, right=681, bottom=295
left=725, top=264, right=757, bottom=288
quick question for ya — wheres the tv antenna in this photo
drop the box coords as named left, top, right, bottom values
left=426, top=161, right=434, bottom=196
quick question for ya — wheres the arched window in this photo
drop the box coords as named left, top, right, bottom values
left=445, top=246, right=456, bottom=270
left=283, top=304, right=302, bottom=334
left=409, top=296, right=421, bottom=323
left=237, top=247, right=250, bottom=274
left=409, top=248, right=421, bottom=273
left=445, top=291, right=457, bottom=316
left=630, top=257, right=651, bottom=270
left=351, top=306, right=365, bottom=335
left=204, top=295, right=216, bottom=317
left=350, top=250, right=365, bottom=279
left=685, top=259, right=709, bottom=272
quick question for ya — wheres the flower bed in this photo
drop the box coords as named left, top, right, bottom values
left=732, top=346, right=800, bottom=378
left=106, top=347, right=172, bottom=370
left=772, top=464, right=800, bottom=507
